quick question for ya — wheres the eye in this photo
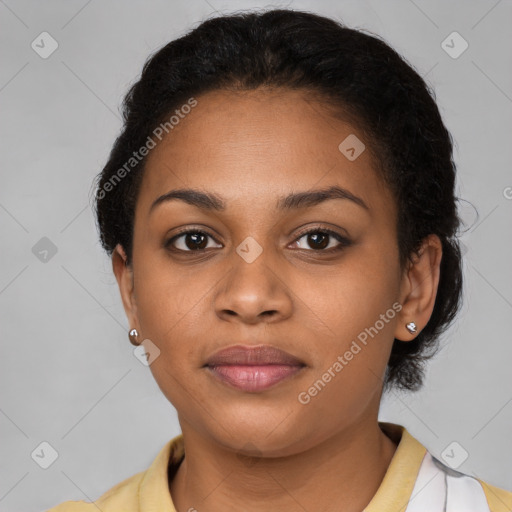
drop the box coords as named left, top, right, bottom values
left=166, top=229, right=223, bottom=252
left=165, top=227, right=350, bottom=254
left=291, top=228, right=351, bottom=252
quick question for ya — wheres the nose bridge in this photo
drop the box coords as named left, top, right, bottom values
left=214, top=235, right=291, bottom=322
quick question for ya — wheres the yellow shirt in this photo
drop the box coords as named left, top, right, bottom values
left=47, top=423, right=511, bottom=511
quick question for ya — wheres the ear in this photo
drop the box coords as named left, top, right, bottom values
left=394, top=234, right=443, bottom=341
left=112, top=244, right=139, bottom=331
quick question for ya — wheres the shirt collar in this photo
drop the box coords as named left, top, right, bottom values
left=364, top=422, right=427, bottom=512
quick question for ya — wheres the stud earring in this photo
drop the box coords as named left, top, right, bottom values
left=405, top=322, right=417, bottom=334
left=129, top=328, right=141, bottom=346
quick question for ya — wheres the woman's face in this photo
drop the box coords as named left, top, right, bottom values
left=117, top=88, right=411, bottom=455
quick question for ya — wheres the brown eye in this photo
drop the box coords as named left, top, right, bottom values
left=306, top=232, right=329, bottom=250
left=292, top=229, right=351, bottom=252
left=166, top=230, right=222, bottom=252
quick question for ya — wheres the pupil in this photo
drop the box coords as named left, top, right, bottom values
left=186, top=233, right=207, bottom=250
left=309, top=233, right=328, bottom=249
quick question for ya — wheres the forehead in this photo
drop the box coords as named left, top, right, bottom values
left=138, top=88, right=394, bottom=216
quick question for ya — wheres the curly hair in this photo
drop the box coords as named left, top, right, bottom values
left=92, top=8, right=463, bottom=392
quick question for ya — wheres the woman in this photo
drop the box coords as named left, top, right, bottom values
left=49, top=8, right=512, bottom=512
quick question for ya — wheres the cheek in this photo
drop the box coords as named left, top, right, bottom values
left=296, top=273, right=398, bottom=421
left=132, top=251, right=224, bottom=373
left=134, top=248, right=212, bottom=338
left=300, top=247, right=400, bottom=388
left=306, top=253, right=399, bottom=336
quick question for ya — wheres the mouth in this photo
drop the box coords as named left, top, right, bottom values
left=204, top=345, right=306, bottom=392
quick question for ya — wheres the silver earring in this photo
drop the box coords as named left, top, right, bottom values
left=129, top=328, right=141, bottom=346
left=405, top=322, right=417, bottom=334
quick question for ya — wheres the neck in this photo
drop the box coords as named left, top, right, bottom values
left=169, top=418, right=398, bottom=512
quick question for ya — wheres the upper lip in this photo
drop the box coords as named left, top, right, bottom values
left=205, top=345, right=305, bottom=367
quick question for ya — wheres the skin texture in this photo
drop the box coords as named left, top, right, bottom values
left=112, top=88, right=442, bottom=512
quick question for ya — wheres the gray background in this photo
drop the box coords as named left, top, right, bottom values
left=1, top=1, right=511, bottom=510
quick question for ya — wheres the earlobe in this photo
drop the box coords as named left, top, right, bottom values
left=394, top=234, right=443, bottom=342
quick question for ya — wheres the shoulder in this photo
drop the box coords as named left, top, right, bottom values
left=478, top=479, right=512, bottom=512
left=46, top=470, right=145, bottom=511
left=372, top=423, right=512, bottom=512
left=415, top=451, right=512, bottom=512
left=46, top=434, right=183, bottom=512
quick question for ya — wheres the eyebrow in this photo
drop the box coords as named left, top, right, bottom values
left=149, top=185, right=369, bottom=215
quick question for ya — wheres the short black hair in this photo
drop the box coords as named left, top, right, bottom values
left=92, top=8, right=463, bottom=392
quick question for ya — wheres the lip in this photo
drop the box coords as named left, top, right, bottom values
left=204, top=345, right=306, bottom=392
left=205, top=344, right=305, bottom=366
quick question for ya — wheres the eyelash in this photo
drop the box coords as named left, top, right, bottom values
left=165, top=226, right=351, bottom=254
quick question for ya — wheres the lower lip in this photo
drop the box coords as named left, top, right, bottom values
left=206, top=364, right=304, bottom=392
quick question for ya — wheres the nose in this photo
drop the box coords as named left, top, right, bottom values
left=214, top=246, right=293, bottom=325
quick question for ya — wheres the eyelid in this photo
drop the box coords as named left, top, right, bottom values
left=171, top=225, right=220, bottom=239
left=292, top=224, right=350, bottom=242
